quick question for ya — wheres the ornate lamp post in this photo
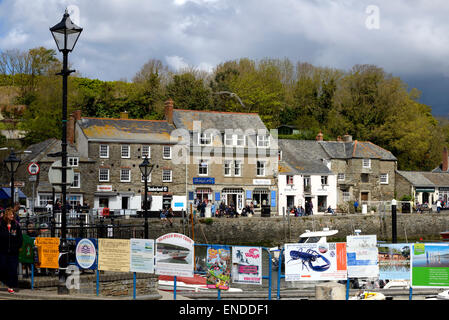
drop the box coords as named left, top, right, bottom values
left=139, top=157, right=154, bottom=239
left=4, top=150, right=21, bottom=207
left=50, top=9, right=82, bottom=294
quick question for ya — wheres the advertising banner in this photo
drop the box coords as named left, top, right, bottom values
left=206, top=245, right=231, bottom=290
left=130, top=239, right=155, bottom=273
left=232, top=246, right=262, bottom=285
left=285, top=243, right=347, bottom=281
left=346, top=235, right=379, bottom=278
left=411, top=243, right=449, bottom=288
left=35, top=237, right=60, bottom=269
left=98, top=239, right=130, bottom=272
left=155, top=233, right=194, bottom=277
left=75, top=238, right=97, bottom=270
left=377, top=243, right=411, bottom=280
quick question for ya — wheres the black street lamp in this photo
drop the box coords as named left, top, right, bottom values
left=4, top=150, right=21, bottom=208
left=50, top=9, right=82, bottom=295
left=139, top=157, right=154, bottom=239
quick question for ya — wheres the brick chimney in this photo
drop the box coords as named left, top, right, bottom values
left=165, top=98, right=174, bottom=125
left=316, top=130, right=323, bottom=141
left=120, top=111, right=129, bottom=119
left=343, top=134, right=352, bottom=142
left=67, top=110, right=82, bottom=145
left=443, top=146, right=449, bottom=172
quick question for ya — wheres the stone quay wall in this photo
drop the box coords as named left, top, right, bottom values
left=146, top=213, right=449, bottom=246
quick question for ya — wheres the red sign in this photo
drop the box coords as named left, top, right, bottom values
left=27, top=162, right=40, bottom=175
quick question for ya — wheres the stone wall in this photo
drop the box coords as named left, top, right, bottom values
left=146, top=213, right=449, bottom=246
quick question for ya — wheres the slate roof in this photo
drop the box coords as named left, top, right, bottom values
left=77, top=117, right=176, bottom=143
left=420, top=172, right=449, bottom=187
left=396, top=171, right=435, bottom=187
left=172, top=109, right=268, bottom=132
left=24, top=138, right=92, bottom=163
left=278, top=140, right=332, bottom=175
left=278, top=139, right=396, bottom=161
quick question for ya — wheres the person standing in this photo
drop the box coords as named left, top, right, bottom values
left=437, top=199, right=442, bottom=213
left=211, top=202, right=216, bottom=217
left=354, top=200, right=359, bottom=213
left=0, top=208, right=23, bottom=293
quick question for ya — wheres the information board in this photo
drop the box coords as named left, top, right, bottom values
left=346, top=235, right=379, bottom=278
left=98, top=239, right=130, bottom=272
left=411, top=243, right=449, bottom=288
left=232, top=246, right=262, bottom=285
left=155, top=233, right=194, bottom=277
left=130, top=239, right=155, bottom=273
left=35, top=237, right=60, bottom=269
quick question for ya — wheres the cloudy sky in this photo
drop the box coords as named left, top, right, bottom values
left=0, top=0, right=448, bottom=116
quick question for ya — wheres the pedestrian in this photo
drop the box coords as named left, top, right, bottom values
left=211, top=202, right=216, bottom=217
left=200, top=201, right=206, bottom=218
left=167, top=208, right=174, bottom=227
left=354, top=200, right=359, bottom=213
left=160, top=209, right=167, bottom=226
left=437, top=200, right=442, bottom=213
left=0, top=207, right=23, bottom=294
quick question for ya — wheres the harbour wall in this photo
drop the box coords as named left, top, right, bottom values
left=147, top=213, right=449, bottom=246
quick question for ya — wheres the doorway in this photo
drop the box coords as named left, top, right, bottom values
left=122, top=196, right=129, bottom=210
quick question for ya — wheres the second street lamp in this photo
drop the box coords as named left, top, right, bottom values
left=139, top=157, right=154, bottom=239
left=4, top=150, right=21, bottom=208
left=50, top=9, right=82, bottom=295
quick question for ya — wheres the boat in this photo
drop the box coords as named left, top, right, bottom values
left=440, top=231, right=449, bottom=241
left=158, top=275, right=243, bottom=293
left=349, top=291, right=386, bottom=300
left=426, top=290, right=449, bottom=300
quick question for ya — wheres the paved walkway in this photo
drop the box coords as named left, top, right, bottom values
left=0, top=288, right=191, bottom=300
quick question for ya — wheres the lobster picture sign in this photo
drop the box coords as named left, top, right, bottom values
left=285, top=243, right=347, bottom=281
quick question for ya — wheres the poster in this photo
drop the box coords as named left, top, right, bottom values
left=377, top=243, right=411, bottom=280
left=155, top=233, right=194, bottom=277
left=285, top=243, right=347, bottom=281
left=130, top=239, right=155, bottom=273
left=19, top=234, right=34, bottom=264
left=232, top=246, right=262, bottom=285
left=35, top=237, right=60, bottom=269
left=98, top=239, right=130, bottom=272
left=206, top=245, right=231, bottom=289
left=346, top=235, right=379, bottom=278
left=411, top=243, right=449, bottom=288
left=75, top=238, right=97, bottom=270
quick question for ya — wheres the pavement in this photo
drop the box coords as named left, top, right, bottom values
left=0, top=288, right=191, bottom=300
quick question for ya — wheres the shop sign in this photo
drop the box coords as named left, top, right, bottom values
left=193, top=177, right=215, bottom=184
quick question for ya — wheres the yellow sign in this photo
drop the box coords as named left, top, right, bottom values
left=35, top=237, right=60, bottom=269
left=98, top=239, right=130, bottom=272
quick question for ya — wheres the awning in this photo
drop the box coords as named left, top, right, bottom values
left=0, top=187, right=27, bottom=199
left=94, top=192, right=118, bottom=197
left=415, top=188, right=435, bottom=193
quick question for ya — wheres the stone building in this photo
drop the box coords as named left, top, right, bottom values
left=166, top=100, right=279, bottom=215
left=73, top=111, right=187, bottom=215
left=276, top=133, right=397, bottom=207
left=278, top=139, right=337, bottom=215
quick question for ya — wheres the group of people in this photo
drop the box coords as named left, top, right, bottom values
left=194, top=199, right=256, bottom=218
left=159, top=207, right=174, bottom=226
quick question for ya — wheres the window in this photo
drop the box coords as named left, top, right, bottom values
left=234, top=160, right=242, bottom=176
left=69, top=195, right=82, bottom=207
left=361, top=173, right=369, bottom=183
left=286, top=175, right=294, bottom=185
left=321, top=176, right=328, bottom=185
left=120, top=169, right=131, bottom=182
left=304, top=176, right=311, bottom=193
left=39, top=194, right=61, bottom=207
left=163, top=146, right=172, bottom=159
left=380, top=173, right=389, bottom=184
left=141, top=145, right=151, bottom=159
left=343, top=191, right=351, bottom=201
left=337, top=173, right=345, bottom=181
left=257, top=135, right=270, bottom=148
left=68, top=157, right=79, bottom=167
left=198, top=160, right=208, bottom=175
left=162, top=169, right=172, bottom=182
left=257, top=161, right=266, bottom=176
left=224, top=134, right=245, bottom=147
left=362, top=158, right=371, bottom=168
left=99, top=168, right=110, bottom=182
left=71, top=173, right=80, bottom=188
left=224, top=160, right=232, bottom=176
left=99, top=145, right=109, bottom=158
left=199, top=132, right=212, bottom=145
left=141, top=172, right=151, bottom=182
left=121, top=145, right=130, bottom=158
